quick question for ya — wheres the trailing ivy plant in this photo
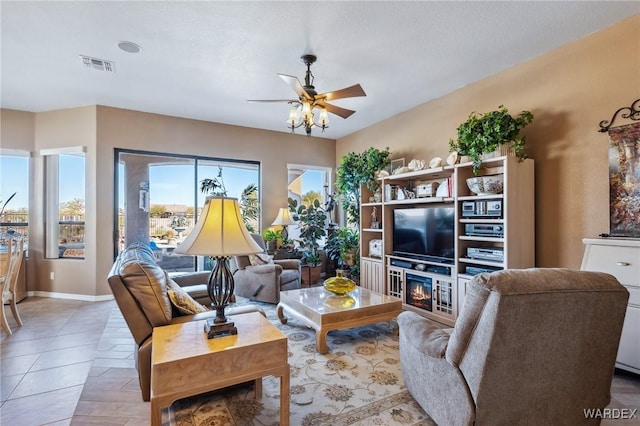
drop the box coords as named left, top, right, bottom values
left=335, top=147, right=391, bottom=225
left=449, top=105, right=533, bottom=174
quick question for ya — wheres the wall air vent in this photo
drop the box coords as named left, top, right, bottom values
left=80, top=55, right=115, bottom=72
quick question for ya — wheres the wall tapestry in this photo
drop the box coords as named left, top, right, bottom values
left=599, top=99, right=640, bottom=237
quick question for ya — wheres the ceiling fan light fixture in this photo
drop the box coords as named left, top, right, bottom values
left=318, top=109, right=330, bottom=125
left=288, top=107, right=300, bottom=124
left=286, top=103, right=329, bottom=135
left=251, top=53, right=365, bottom=136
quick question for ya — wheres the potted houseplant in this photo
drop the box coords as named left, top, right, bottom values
left=288, top=197, right=327, bottom=284
left=449, top=105, right=533, bottom=174
left=262, top=228, right=281, bottom=253
left=326, top=227, right=359, bottom=265
left=337, top=227, right=359, bottom=266
left=336, top=147, right=391, bottom=225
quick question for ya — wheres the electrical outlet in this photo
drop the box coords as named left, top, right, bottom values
left=50, top=272, right=55, bottom=280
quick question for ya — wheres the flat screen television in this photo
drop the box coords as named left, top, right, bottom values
left=393, top=206, right=455, bottom=263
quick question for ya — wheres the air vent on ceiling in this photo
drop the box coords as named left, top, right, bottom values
left=80, top=55, right=115, bottom=72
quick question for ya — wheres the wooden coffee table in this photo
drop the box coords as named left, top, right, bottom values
left=150, top=312, right=289, bottom=425
left=277, top=286, right=402, bottom=354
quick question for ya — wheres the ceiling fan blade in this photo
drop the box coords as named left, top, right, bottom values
left=247, top=99, right=298, bottom=103
left=316, top=100, right=356, bottom=119
left=279, top=74, right=312, bottom=101
left=317, top=84, right=366, bottom=102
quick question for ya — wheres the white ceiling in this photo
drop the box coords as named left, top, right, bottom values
left=1, top=1, right=638, bottom=140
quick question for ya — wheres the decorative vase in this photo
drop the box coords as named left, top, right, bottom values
left=342, top=250, right=357, bottom=266
left=265, top=240, right=277, bottom=253
left=323, top=269, right=357, bottom=295
left=481, top=142, right=515, bottom=160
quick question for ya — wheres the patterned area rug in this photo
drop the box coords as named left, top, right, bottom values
left=169, top=302, right=436, bottom=426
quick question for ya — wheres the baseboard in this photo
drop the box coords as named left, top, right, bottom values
left=27, top=291, right=114, bottom=302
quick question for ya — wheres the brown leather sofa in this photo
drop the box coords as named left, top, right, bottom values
left=107, top=242, right=263, bottom=401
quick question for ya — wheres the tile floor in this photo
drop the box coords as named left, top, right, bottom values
left=2, top=297, right=640, bottom=425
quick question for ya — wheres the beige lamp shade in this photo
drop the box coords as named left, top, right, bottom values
left=271, top=208, right=296, bottom=226
left=175, top=197, right=262, bottom=256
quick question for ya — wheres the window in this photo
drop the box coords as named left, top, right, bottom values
left=0, top=151, right=30, bottom=249
left=42, top=147, right=86, bottom=259
left=286, top=164, right=332, bottom=244
left=116, top=149, right=260, bottom=273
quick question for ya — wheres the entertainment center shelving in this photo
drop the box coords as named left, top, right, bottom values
left=359, top=155, right=535, bottom=326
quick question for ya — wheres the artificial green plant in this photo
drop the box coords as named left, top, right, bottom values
left=288, top=197, right=327, bottom=267
left=335, top=147, right=391, bottom=225
left=449, top=105, right=533, bottom=174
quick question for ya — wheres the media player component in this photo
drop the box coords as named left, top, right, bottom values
left=465, top=265, right=501, bottom=275
left=461, top=199, right=503, bottom=218
left=465, top=223, right=504, bottom=237
left=467, top=247, right=504, bottom=262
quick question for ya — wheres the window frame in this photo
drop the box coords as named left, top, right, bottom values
left=114, top=148, right=261, bottom=270
left=41, top=146, right=86, bottom=260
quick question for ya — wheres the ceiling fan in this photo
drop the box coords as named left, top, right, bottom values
left=248, top=54, right=366, bottom=136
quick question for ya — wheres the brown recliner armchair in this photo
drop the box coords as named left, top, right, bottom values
left=398, top=268, right=629, bottom=426
left=107, top=242, right=263, bottom=401
left=231, top=233, right=301, bottom=304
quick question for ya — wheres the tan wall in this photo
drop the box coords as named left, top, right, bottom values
left=337, top=15, right=640, bottom=269
left=1, top=109, right=35, bottom=149
left=3, top=106, right=336, bottom=297
left=32, top=106, right=98, bottom=296
left=1, top=107, right=99, bottom=297
left=0, top=109, right=36, bottom=294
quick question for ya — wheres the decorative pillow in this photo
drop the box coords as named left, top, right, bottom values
left=248, top=253, right=274, bottom=266
left=166, top=277, right=208, bottom=315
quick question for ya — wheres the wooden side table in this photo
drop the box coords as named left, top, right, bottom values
left=150, top=312, right=289, bottom=425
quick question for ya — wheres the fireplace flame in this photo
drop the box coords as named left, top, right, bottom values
left=411, top=285, right=432, bottom=301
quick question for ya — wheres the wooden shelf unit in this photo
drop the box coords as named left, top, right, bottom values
left=359, top=155, right=535, bottom=325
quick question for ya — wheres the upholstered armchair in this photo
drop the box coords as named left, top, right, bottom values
left=231, top=233, right=301, bottom=304
left=398, top=268, right=629, bottom=426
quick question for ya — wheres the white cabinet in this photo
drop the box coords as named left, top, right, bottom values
left=386, top=257, right=456, bottom=325
left=360, top=258, right=384, bottom=294
left=581, top=238, right=640, bottom=374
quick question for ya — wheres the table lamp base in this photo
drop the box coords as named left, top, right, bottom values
left=204, top=318, right=237, bottom=339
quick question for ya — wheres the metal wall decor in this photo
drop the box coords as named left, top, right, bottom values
left=599, top=98, right=640, bottom=133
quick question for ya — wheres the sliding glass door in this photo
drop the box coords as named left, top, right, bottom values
left=115, top=149, right=260, bottom=272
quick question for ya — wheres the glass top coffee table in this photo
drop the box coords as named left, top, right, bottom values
left=277, top=286, right=402, bottom=354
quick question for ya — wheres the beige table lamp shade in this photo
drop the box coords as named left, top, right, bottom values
left=175, top=197, right=262, bottom=256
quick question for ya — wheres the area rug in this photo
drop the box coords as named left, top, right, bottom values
left=169, top=302, right=436, bottom=426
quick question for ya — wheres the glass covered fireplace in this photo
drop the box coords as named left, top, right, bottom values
left=406, top=273, right=433, bottom=311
